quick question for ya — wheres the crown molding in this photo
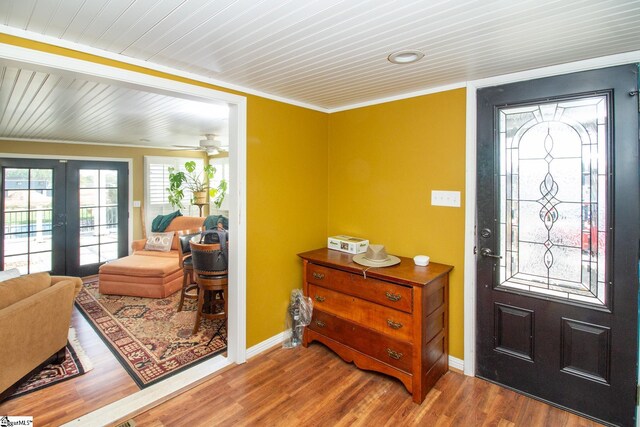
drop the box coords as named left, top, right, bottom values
left=0, top=25, right=329, bottom=113
left=326, top=82, right=467, bottom=113
left=468, top=49, right=640, bottom=89
left=2, top=26, right=639, bottom=115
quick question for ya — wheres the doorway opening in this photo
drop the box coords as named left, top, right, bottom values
left=0, top=43, right=247, bottom=424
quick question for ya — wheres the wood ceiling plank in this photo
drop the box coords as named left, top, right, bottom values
left=9, top=72, right=66, bottom=138
left=174, top=0, right=346, bottom=71
left=3, top=0, right=37, bottom=30
left=94, top=0, right=188, bottom=53
left=39, top=0, right=88, bottom=38
left=57, top=0, right=109, bottom=42
left=3, top=0, right=640, bottom=112
left=119, top=0, right=230, bottom=60
left=22, top=0, right=63, bottom=34
left=2, top=70, right=49, bottom=135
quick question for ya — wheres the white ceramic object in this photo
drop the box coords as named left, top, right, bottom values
left=413, top=255, right=430, bottom=266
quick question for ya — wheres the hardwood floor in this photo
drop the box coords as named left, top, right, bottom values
left=133, top=343, right=604, bottom=427
left=0, top=310, right=605, bottom=427
left=0, top=307, right=139, bottom=426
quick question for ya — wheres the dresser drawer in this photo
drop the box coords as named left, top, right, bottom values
left=309, top=309, right=413, bottom=373
left=308, top=284, right=412, bottom=341
left=307, top=263, right=412, bottom=313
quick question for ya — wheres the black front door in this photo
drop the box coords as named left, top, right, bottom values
left=1, top=158, right=128, bottom=276
left=476, top=65, right=639, bottom=426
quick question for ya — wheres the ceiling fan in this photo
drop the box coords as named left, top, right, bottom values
left=172, top=134, right=227, bottom=155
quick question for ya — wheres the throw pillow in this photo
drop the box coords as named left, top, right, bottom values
left=144, top=231, right=175, bottom=252
left=0, top=268, right=20, bottom=282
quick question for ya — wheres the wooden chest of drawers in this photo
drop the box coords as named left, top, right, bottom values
left=298, top=248, right=453, bottom=403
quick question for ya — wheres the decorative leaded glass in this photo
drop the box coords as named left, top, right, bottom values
left=498, top=95, right=608, bottom=306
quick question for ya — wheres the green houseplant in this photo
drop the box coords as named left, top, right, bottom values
left=210, top=179, right=228, bottom=209
left=167, top=161, right=226, bottom=210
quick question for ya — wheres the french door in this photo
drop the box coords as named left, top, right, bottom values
left=1, top=158, right=128, bottom=277
left=476, top=65, right=639, bottom=426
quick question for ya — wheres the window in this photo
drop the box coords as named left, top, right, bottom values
left=144, top=156, right=203, bottom=234
left=497, top=96, right=608, bottom=306
left=208, top=156, right=229, bottom=212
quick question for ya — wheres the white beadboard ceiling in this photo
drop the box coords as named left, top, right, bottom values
left=1, top=0, right=640, bottom=146
left=0, top=64, right=230, bottom=148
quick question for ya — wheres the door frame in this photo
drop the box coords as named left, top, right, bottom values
left=0, top=154, right=134, bottom=261
left=463, top=49, right=640, bottom=377
left=473, top=66, right=639, bottom=426
left=462, top=50, right=640, bottom=420
left=0, top=43, right=247, bottom=424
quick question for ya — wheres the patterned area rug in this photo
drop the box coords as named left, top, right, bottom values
left=8, top=328, right=93, bottom=400
left=75, top=279, right=226, bottom=388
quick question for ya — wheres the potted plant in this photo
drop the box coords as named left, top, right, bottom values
left=210, top=179, right=228, bottom=209
left=167, top=160, right=221, bottom=209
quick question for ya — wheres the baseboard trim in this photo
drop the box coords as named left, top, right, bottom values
left=246, top=331, right=287, bottom=359
left=449, top=355, right=464, bottom=372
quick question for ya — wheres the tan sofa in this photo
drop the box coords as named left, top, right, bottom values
left=98, top=216, right=205, bottom=298
left=0, top=272, right=82, bottom=399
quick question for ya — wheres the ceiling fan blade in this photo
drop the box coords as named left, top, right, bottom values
left=171, top=145, right=206, bottom=151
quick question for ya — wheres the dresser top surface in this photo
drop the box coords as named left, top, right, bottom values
left=298, top=248, right=453, bottom=287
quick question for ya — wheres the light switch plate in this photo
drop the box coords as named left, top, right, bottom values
left=431, top=190, right=461, bottom=207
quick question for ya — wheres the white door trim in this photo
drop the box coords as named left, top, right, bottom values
left=0, top=43, right=248, bottom=423
left=463, top=82, right=478, bottom=376
left=463, top=49, right=640, bottom=377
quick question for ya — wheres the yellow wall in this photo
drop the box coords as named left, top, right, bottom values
left=0, top=140, right=206, bottom=240
left=1, top=35, right=466, bottom=357
left=246, top=96, right=328, bottom=342
left=327, top=89, right=467, bottom=358
left=0, top=35, right=329, bottom=348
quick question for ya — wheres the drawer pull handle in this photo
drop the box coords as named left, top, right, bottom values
left=315, top=320, right=326, bottom=328
left=386, top=319, right=403, bottom=329
left=387, top=348, right=404, bottom=360
left=385, top=291, right=402, bottom=302
left=314, top=295, right=326, bottom=302
left=312, top=272, right=325, bottom=280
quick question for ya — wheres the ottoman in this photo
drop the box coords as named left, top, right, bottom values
left=98, top=252, right=183, bottom=298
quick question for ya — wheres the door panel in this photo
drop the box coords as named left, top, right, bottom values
left=476, top=65, right=639, bottom=426
left=66, top=160, right=128, bottom=277
left=1, top=159, right=66, bottom=275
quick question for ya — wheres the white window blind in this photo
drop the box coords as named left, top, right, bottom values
left=144, top=156, right=203, bottom=234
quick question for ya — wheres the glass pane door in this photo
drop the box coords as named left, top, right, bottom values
left=1, top=159, right=66, bottom=275
left=66, top=160, right=128, bottom=276
left=0, top=158, right=128, bottom=277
